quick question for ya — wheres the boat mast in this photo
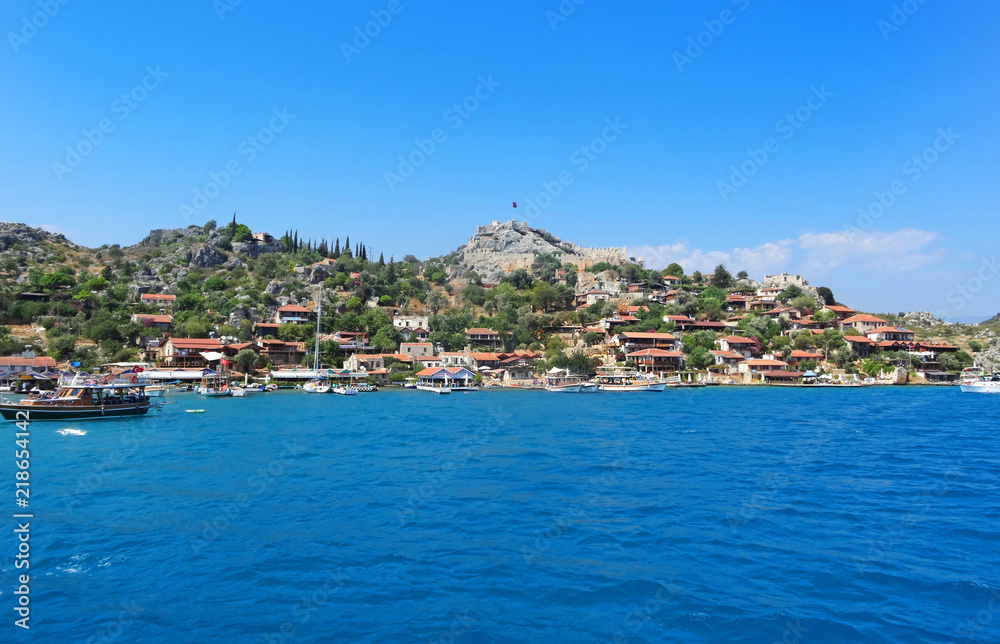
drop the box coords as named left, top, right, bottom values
left=313, top=287, right=322, bottom=372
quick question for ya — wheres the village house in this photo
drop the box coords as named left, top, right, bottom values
left=581, top=289, right=612, bottom=306
left=255, top=322, right=281, bottom=339
left=738, top=358, right=792, bottom=382
left=140, top=293, right=176, bottom=310
left=820, top=304, right=856, bottom=320
left=627, top=348, right=685, bottom=374
left=498, top=354, right=536, bottom=383
left=275, top=304, right=313, bottom=325
left=839, top=314, right=887, bottom=335
left=717, top=335, right=759, bottom=358
left=393, top=315, right=429, bottom=331
left=259, top=339, right=306, bottom=366
left=345, top=353, right=385, bottom=373
left=662, top=275, right=681, bottom=287
left=157, top=338, right=224, bottom=368
left=866, top=326, right=915, bottom=343
left=0, top=354, right=57, bottom=373
left=465, top=327, right=503, bottom=349
left=400, top=342, right=435, bottom=359
left=615, top=332, right=679, bottom=353
left=468, top=352, right=501, bottom=371
left=439, top=351, right=471, bottom=368
left=710, top=350, right=744, bottom=374
left=783, top=350, right=823, bottom=369
left=222, top=342, right=262, bottom=358
left=844, top=335, right=876, bottom=358
left=131, top=313, right=173, bottom=331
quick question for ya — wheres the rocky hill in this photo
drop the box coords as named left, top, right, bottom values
left=981, top=312, right=1000, bottom=325
left=447, top=219, right=628, bottom=283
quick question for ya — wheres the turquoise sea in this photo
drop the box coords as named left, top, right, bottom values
left=4, top=387, right=999, bottom=643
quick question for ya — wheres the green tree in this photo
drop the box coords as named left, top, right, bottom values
left=816, top=286, right=836, bottom=306
left=710, top=264, right=733, bottom=288
left=531, top=282, right=558, bottom=312
left=688, top=346, right=713, bottom=370
left=664, top=263, right=684, bottom=278
left=233, top=348, right=260, bottom=374
left=968, top=340, right=983, bottom=353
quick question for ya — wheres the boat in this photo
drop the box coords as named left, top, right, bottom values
left=185, top=409, right=205, bottom=413
left=960, top=374, right=1000, bottom=394
left=229, top=386, right=246, bottom=397
left=197, top=372, right=231, bottom=397
left=355, top=383, right=378, bottom=393
left=593, top=366, right=667, bottom=392
left=303, top=377, right=331, bottom=394
left=332, top=384, right=358, bottom=395
left=145, top=385, right=169, bottom=398
left=961, top=366, right=984, bottom=386
left=544, top=368, right=599, bottom=393
left=0, top=375, right=151, bottom=421
left=415, top=384, right=450, bottom=394
left=403, top=377, right=417, bottom=390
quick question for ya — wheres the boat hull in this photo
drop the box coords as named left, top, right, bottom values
left=598, top=384, right=666, bottom=392
left=416, top=385, right=451, bottom=394
left=960, top=384, right=1000, bottom=394
left=545, top=384, right=584, bottom=393
left=0, top=403, right=150, bottom=421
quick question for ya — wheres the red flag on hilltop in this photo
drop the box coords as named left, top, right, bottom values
left=512, top=202, right=517, bottom=208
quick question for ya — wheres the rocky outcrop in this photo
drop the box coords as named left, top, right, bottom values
left=191, top=245, right=225, bottom=268
left=232, top=241, right=281, bottom=257
left=139, top=226, right=205, bottom=248
left=902, top=311, right=950, bottom=327
left=127, top=267, right=166, bottom=297
left=447, top=220, right=628, bottom=283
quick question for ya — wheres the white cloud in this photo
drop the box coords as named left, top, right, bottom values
left=632, top=239, right=792, bottom=276
left=797, top=228, right=942, bottom=275
left=632, top=227, right=941, bottom=278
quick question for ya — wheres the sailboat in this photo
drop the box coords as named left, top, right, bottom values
left=302, top=289, right=331, bottom=394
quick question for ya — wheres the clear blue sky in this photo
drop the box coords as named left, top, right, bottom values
left=2, top=1, right=998, bottom=320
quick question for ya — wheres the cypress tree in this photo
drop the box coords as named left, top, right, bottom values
left=378, top=252, right=384, bottom=266
left=334, top=238, right=340, bottom=256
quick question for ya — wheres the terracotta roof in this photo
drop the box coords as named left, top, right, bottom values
left=379, top=353, right=413, bottom=362
left=401, top=342, right=433, bottom=348
left=469, top=352, right=500, bottom=361
left=868, top=326, right=913, bottom=335
left=626, top=349, right=684, bottom=357
left=277, top=304, right=312, bottom=313
left=721, top=335, right=756, bottom=344
left=844, top=335, right=875, bottom=344
left=134, top=314, right=173, bottom=324
left=788, top=350, right=822, bottom=358
left=167, top=338, right=224, bottom=349
left=140, top=293, right=176, bottom=301
left=466, top=328, right=498, bottom=335
left=740, top=359, right=789, bottom=367
left=711, top=350, right=743, bottom=359
left=664, top=315, right=694, bottom=322
left=620, top=332, right=676, bottom=340
left=842, top=314, right=887, bottom=324
left=662, top=275, right=680, bottom=280
left=823, top=305, right=855, bottom=313
left=0, top=356, right=56, bottom=368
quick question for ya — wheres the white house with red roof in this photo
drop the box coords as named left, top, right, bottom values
left=717, top=335, right=760, bottom=358
left=839, top=314, right=887, bottom=334
left=275, top=304, right=313, bottom=325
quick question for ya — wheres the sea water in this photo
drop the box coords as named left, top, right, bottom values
left=5, top=387, right=999, bottom=643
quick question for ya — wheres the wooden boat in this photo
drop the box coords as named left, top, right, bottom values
left=403, top=378, right=417, bottom=389
left=0, top=376, right=150, bottom=421
left=593, top=366, right=666, bottom=392
left=545, top=369, right=598, bottom=393
left=197, top=373, right=231, bottom=397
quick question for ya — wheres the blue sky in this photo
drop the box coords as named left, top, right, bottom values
left=2, top=1, right=998, bottom=320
